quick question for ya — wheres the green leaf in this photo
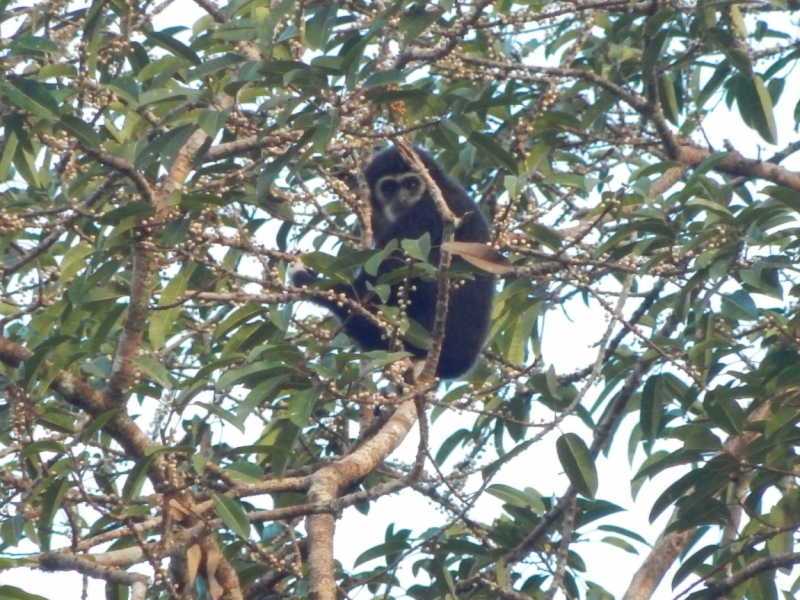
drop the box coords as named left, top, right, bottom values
left=720, top=290, right=758, bottom=321
left=671, top=544, right=719, bottom=588
left=20, top=440, right=67, bottom=460
left=486, top=484, right=545, bottom=514
left=0, top=516, right=25, bottom=547
left=212, top=304, right=265, bottom=340
left=738, top=75, right=778, bottom=144
left=763, top=185, right=800, bottom=213
left=306, top=3, right=338, bottom=50
left=59, top=115, right=101, bottom=149
left=657, top=74, right=679, bottom=125
left=363, top=70, right=407, bottom=89
left=38, top=64, right=78, bottom=79
left=38, top=477, right=71, bottom=551
left=401, top=233, right=431, bottom=262
left=640, top=375, right=667, bottom=441
left=468, top=132, right=518, bottom=173
left=641, top=28, right=668, bottom=77
left=402, top=317, right=432, bottom=352
left=596, top=525, right=649, bottom=546
left=2, top=79, right=60, bottom=119
left=98, top=202, right=155, bottom=225
left=398, top=6, right=443, bottom=44
left=703, top=389, right=744, bottom=435
left=8, top=35, right=61, bottom=54
left=764, top=405, right=800, bottom=438
left=505, top=304, right=537, bottom=366
left=122, top=455, right=157, bottom=500
left=311, top=109, right=340, bottom=152
left=0, top=586, right=51, bottom=600
left=135, top=124, right=197, bottom=171
left=556, top=433, right=598, bottom=499
left=529, top=224, right=563, bottom=250
left=750, top=75, right=778, bottom=145
left=134, top=357, right=174, bottom=389
left=58, top=242, right=93, bottom=285
left=215, top=361, right=272, bottom=391
left=192, top=453, right=208, bottom=474
left=79, top=409, right=122, bottom=441
left=364, top=243, right=395, bottom=276
left=600, top=536, right=638, bottom=554
left=150, top=265, right=194, bottom=350
left=434, top=429, right=469, bottom=465
left=189, top=55, right=244, bottom=81
left=354, top=539, right=411, bottom=568
left=145, top=30, right=201, bottom=64
left=287, top=386, right=320, bottom=428
left=747, top=571, right=778, bottom=600
left=212, top=493, right=251, bottom=539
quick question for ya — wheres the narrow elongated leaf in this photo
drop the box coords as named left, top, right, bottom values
left=2, top=79, right=60, bottom=119
left=486, top=484, right=545, bottom=514
left=146, top=31, right=201, bottom=64
left=134, top=357, right=174, bottom=389
left=556, top=433, right=598, bottom=499
left=751, top=75, right=778, bottom=144
left=658, top=74, right=679, bottom=124
left=441, top=241, right=514, bottom=275
left=0, top=586, right=51, bottom=600
left=468, top=132, right=518, bottom=173
left=212, top=493, right=251, bottom=539
left=150, top=265, right=193, bottom=350
left=122, top=455, right=157, bottom=500
left=672, top=544, right=720, bottom=588
left=59, top=115, right=101, bottom=149
left=354, top=540, right=411, bottom=568
left=306, top=3, right=337, bottom=50
left=640, top=375, right=666, bottom=441
left=20, top=440, right=66, bottom=460
left=287, top=387, right=320, bottom=428
left=39, top=477, right=71, bottom=551
left=8, top=35, right=61, bottom=54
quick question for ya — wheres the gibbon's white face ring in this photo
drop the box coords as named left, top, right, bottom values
left=374, top=173, right=425, bottom=222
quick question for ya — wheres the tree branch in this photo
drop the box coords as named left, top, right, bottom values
left=306, top=397, right=421, bottom=600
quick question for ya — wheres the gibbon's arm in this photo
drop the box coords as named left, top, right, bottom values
left=289, top=262, right=390, bottom=352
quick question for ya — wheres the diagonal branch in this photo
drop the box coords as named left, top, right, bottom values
left=306, top=395, right=422, bottom=600
left=394, top=138, right=457, bottom=384
left=0, top=334, right=163, bottom=475
left=103, top=124, right=222, bottom=406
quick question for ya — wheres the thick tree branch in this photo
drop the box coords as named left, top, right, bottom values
left=306, top=396, right=421, bottom=600
left=39, top=552, right=150, bottom=585
left=105, top=124, right=220, bottom=406
left=706, top=552, right=800, bottom=598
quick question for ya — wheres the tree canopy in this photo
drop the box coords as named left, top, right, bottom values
left=1, top=1, right=800, bottom=600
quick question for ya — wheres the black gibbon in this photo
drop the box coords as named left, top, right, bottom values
left=291, top=146, right=494, bottom=379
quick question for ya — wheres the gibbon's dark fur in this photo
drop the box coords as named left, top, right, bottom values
left=292, top=146, right=494, bottom=379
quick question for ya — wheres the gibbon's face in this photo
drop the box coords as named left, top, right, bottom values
left=373, top=172, right=425, bottom=223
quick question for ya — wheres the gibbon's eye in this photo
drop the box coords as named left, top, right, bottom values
left=379, top=178, right=400, bottom=200
left=402, top=175, right=422, bottom=193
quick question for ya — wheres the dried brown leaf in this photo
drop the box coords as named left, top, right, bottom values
left=186, top=544, right=201, bottom=586
left=169, top=498, right=192, bottom=521
left=441, top=241, right=515, bottom=275
left=205, top=546, right=224, bottom=600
